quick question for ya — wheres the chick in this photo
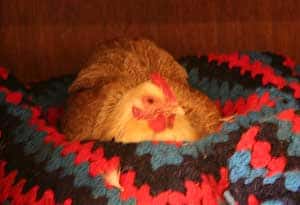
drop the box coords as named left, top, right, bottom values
left=61, top=39, right=222, bottom=143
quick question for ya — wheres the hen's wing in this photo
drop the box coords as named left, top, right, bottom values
left=171, top=81, right=222, bottom=138
left=62, top=77, right=140, bottom=141
left=61, top=85, right=106, bottom=141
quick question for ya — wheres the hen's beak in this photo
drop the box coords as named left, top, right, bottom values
left=166, top=106, right=184, bottom=129
left=174, top=106, right=185, bottom=115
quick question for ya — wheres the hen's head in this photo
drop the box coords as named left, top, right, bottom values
left=108, top=72, right=193, bottom=142
left=131, top=73, right=185, bottom=132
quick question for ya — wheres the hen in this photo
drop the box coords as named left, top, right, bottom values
left=61, top=39, right=221, bottom=143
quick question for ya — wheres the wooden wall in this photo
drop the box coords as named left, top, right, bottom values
left=1, top=0, right=300, bottom=82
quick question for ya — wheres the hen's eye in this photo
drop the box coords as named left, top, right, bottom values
left=147, top=97, right=154, bottom=104
left=142, top=96, right=157, bottom=106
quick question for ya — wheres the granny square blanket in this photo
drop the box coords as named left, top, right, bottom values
left=0, top=52, right=299, bottom=205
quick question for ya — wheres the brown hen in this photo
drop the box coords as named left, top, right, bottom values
left=61, top=38, right=222, bottom=143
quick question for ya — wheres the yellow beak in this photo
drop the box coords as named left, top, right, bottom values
left=174, top=106, right=185, bottom=115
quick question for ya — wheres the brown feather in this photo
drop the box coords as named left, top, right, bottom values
left=68, top=38, right=187, bottom=93
left=169, top=81, right=221, bottom=137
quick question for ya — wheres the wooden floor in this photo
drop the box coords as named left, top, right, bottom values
left=1, top=0, right=300, bottom=82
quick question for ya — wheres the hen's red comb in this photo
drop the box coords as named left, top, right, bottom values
left=150, top=72, right=176, bottom=102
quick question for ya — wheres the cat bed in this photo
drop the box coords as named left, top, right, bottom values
left=0, top=52, right=299, bottom=205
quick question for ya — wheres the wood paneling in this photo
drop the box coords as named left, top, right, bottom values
left=1, top=0, right=300, bottom=82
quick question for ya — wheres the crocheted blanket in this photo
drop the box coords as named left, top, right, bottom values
left=0, top=52, right=299, bottom=205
